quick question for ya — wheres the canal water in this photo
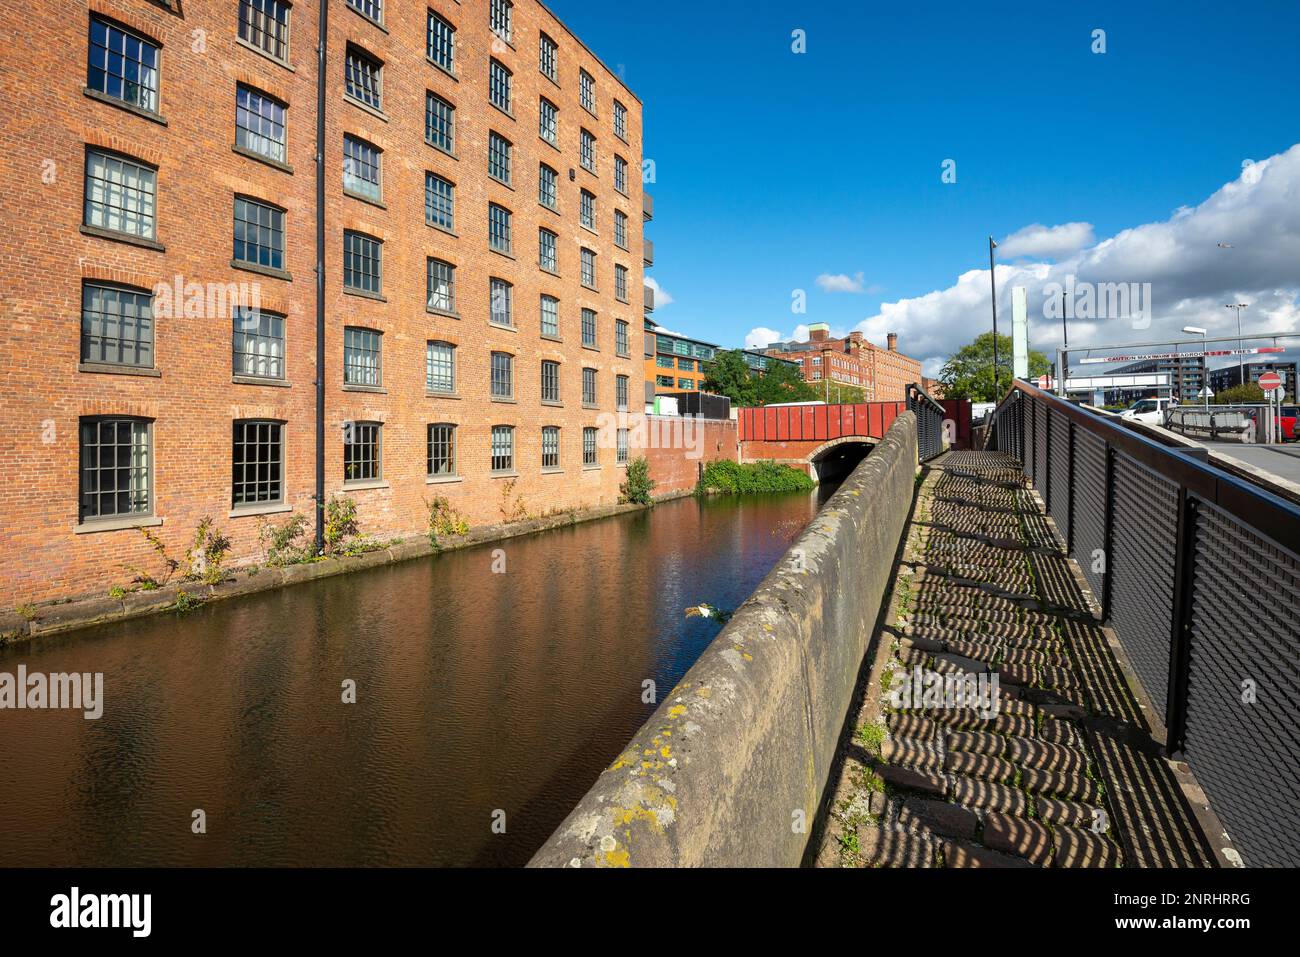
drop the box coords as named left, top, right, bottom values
left=0, top=484, right=838, bottom=866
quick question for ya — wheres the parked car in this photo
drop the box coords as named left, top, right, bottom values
left=1280, top=406, right=1299, bottom=441
left=1119, top=397, right=1177, bottom=425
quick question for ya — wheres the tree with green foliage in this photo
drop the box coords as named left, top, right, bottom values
left=938, top=332, right=1051, bottom=401
left=1213, top=382, right=1266, bottom=405
left=702, top=349, right=820, bottom=407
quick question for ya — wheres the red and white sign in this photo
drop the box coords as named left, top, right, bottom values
left=1079, top=347, right=1285, bottom=365
left=1258, top=371, right=1283, bottom=394
left=1035, top=374, right=1055, bottom=390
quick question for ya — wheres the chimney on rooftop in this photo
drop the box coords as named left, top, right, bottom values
left=887, top=332, right=898, bottom=352
left=808, top=322, right=829, bottom=343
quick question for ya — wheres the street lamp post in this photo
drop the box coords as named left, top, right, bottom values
left=1224, top=302, right=1248, bottom=383
left=1184, top=326, right=1209, bottom=409
left=988, top=237, right=999, bottom=398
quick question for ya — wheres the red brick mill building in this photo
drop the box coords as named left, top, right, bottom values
left=0, top=0, right=656, bottom=605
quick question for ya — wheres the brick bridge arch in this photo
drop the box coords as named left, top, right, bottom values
left=737, top=402, right=906, bottom=480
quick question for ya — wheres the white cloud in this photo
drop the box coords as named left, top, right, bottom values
left=816, top=271, right=870, bottom=293
left=744, top=324, right=809, bottom=350
left=855, top=144, right=1300, bottom=374
left=997, top=222, right=1096, bottom=260
left=645, top=277, right=674, bottom=307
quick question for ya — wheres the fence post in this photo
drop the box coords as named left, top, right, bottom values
left=1044, top=404, right=1052, bottom=510
left=1164, top=489, right=1199, bottom=757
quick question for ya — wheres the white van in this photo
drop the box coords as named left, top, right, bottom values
left=1119, top=397, right=1176, bottom=425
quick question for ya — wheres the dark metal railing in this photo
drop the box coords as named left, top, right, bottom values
left=907, top=383, right=947, bottom=461
left=990, top=379, right=1300, bottom=868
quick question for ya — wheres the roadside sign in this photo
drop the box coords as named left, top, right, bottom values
left=1079, top=347, right=1284, bottom=365
left=1258, top=371, right=1283, bottom=394
left=1036, top=374, right=1055, bottom=390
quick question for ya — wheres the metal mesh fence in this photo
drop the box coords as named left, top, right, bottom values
left=1186, top=503, right=1300, bottom=867
left=1048, top=409, right=1072, bottom=542
left=1110, top=452, right=1179, bottom=718
left=1073, top=429, right=1108, bottom=599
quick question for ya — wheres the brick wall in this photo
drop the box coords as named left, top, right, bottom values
left=0, top=0, right=648, bottom=605
left=644, top=416, right=736, bottom=495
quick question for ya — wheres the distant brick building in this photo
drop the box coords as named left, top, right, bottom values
left=762, top=324, right=923, bottom=402
left=0, top=0, right=651, bottom=604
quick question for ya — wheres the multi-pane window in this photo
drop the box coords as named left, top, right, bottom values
left=82, top=283, right=153, bottom=367
left=580, top=189, right=596, bottom=229
left=427, top=258, right=455, bottom=313
left=426, top=93, right=455, bottom=152
left=538, top=32, right=556, bottom=81
left=428, top=423, right=456, bottom=476
left=233, top=307, right=285, bottom=379
left=232, top=420, right=284, bottom=506
left=238, top=0, right=291, bottom=62
left=79, top=417, right=151, bottom=521
left=233, top=197, right=285, bottom=271
left=491, top=425, right=514, bottom=472
left=615, top=319, right=629, bottom=356
left=617, top=428, right=629, bottom=464
left=615, top=264, right=628, bottom=302
left=580, top=129, right=596, bottom=172
left=616, top=374, right=629, bottom=411
left=490, top=351, right=513, bottom=398
left=347, top=0, right=382, bottom=24
left=656, top=375, right=673, bottom=387
left=236, top=86, right=287, bottom=163
left=678, top=357, right=694, bottom=371
left=614, top=100, right=627, bottom=140
left=614, top=209, right=628, bottom=248
left=538, top=163, right=558, bottom=209
left=538, top=97, right=558, bottom=145
left=343, top=135, right=381, bottom=201
left=345, top=46, right=382, bottom=111
left=488, top=132, right=511, bottom=184
left=541, top=360, right=560, bottom=403
left=426, top=341, right=455, bottom=393
left=489, top=203, right=512, bottom=253
left=579, top=69, right=595, bottom=113
left=84, top=149, right=156, bottom=240
left=343, top=327, right=382, bottom=386
left=581, top=308, right=597, bottom=348
left=580, top=247, right=596, bottom=288
left=614, top=154, right=627, bottom=194
left=490, top=278, right=513, bottom=327
left=583, top=427, right=597, bottom=466
left=678, top=377, right=692, bottom=389
left=542, top=426, right=560, bottom=469
left=87, top=17, right=160, bottom=114
left=656, top=356, right=674, bottom=368
left=489, top=59, right=512, bottom=113
left=425, top=172, right=454, bottom=231
left=344, top=230, right=382, bottom=294
left=540, top=295, right=559, bottom=337
left=428, top=11, right=455, bottom=72
left=344, top=421, right=381, bottom=483
left=538, top=228, right=557, bottom=272
left=490, top=0, right=512, bottom=43
left=582, top=367, right=597, bottom=405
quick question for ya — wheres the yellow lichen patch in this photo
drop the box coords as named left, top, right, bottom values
left=659, top=745, right=672, bottom=759
left=697, top=687, right=712, bottom=698
left=667, top=704, right=688, bottom=718
left=603, top=847, right=630, bottom=868
left=743, top=652, right=753, bottom=661
left=607, top=750, right=638, bottom=772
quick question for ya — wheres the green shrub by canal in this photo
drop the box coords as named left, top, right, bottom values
left=697, top=459, right=816, bottom=495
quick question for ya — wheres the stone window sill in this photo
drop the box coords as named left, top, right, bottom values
left=344, top=287, right=386, bottom=303
left=343, top=480, right=389, bottom=491
left=232, top=259, right=292, bottom=282
left=344, top=94, right=388, bottom=123
left=233, top=375, right=291, bottom=387
left=229, top=502, right=292, bottom=519
left=233, top=143, right=293, bottom=174
left=344, top=188, right=386, bottom=210
left=75, top=515, right=163, bottom=534
left=426, top=474, right=462, bottom=485
left=80, top=224, right=165, bottom=252
left=79, top=362, right=161, bottom=377
left=83, top=87, right=167, bottom=125
left=235, top=36, right=294, bottom=72
left=342, top=384, right=386, bottom=394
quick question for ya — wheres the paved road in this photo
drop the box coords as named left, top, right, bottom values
left=1198, top=440, right=1300, bottom=484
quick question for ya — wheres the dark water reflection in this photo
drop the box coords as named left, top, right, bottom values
left=0, top=484, right=838, bottom=866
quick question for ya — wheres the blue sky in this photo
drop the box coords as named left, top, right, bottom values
left=549, top=0, right=1300, bottom=369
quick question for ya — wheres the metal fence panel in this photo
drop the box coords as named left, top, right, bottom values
left=1110, top=452, right=1180, bottom=717
left=1185, top=502, right=1300, bottom=867
left=1033, top=399, right=1048, bottom=495
left=1048, top=410, right=1072, bottom=542
left=1072, top=429, right=1108, bottom=599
